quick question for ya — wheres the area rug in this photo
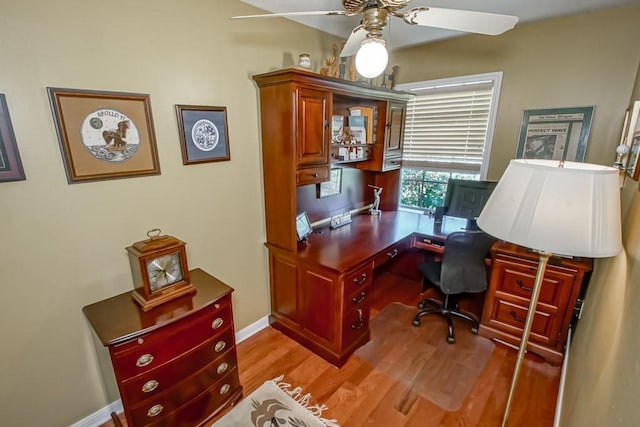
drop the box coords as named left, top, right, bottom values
left=354, top=302, right=495, bottom=412
left=211, top=375, right=339, bottom=427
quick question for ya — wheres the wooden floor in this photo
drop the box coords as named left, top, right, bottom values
left=103, top=268, right=561, bottom=427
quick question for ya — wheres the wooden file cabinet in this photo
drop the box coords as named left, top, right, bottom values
left=479, top=242, right=592, bottom=364
left=83, top=268, right=242, bottom=426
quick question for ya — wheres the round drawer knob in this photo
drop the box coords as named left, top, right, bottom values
left=142, top=380, right=159, bottom=393
left=136, top=354, right=154, bottom=367
left=215, top=341, right=226, bottom=352
left=211, top=317, right=224, bottom=329
left=220, top=384, right=231, bottom=395
left=217, top=362, right=229, bottom=375
left=147, top=404, right=163, bottom=417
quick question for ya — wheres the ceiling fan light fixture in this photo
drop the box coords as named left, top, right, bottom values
left=355, top=37, right=388, bottom=79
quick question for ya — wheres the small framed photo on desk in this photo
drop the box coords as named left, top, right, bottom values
left=296, top=212, right=312, bottom=242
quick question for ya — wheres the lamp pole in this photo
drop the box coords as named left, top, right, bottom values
left=502, top=251, right=551, bottom=427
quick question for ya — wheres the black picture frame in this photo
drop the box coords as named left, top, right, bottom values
left=175, top=105, right=231, bottom=165
left=295, top=212, right=313, bottom=242
left=0, top=94, right=26, bottom=182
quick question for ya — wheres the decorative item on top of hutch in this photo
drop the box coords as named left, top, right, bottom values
left=126, top=229, right=196, bottom=312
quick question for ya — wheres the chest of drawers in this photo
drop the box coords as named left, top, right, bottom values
left=479, top=242, right=592, bottom=364
left=83, top=268, right=242, bottom=426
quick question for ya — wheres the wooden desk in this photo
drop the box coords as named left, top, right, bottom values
left=267, top=211, right=591, bottom=366
left=267, top=211, right=472, bottom=366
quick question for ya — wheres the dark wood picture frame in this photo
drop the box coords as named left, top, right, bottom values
left=0, top=94, right=26, bottom=182
left=47, top=87, right=160, bottom=184
left=175, top=105, right=231, bottom=165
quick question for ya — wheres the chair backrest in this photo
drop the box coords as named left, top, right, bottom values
left=440, top=231, right=497, bottom=295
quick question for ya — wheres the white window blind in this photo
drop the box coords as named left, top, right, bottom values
left=398, top=73, right=502, bottom=178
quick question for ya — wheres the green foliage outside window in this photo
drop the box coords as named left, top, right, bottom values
left=400, top=168, right=479, bottom=210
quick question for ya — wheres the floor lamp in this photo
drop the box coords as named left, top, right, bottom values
left=476, top=159, right=623, bottom=427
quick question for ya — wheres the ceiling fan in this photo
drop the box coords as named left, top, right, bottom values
left=232, top=1, right=519, bottom=78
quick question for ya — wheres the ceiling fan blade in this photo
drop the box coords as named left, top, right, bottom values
left=231, top=10, right=346, bottom=20
left=404, top=7, right=518, bottom=35
left=340, top=25, right=367, bottom=57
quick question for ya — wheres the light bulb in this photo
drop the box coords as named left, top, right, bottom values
left=355, top=37, right=388, bottom=79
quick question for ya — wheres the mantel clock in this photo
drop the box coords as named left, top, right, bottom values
left=126, top=229, right=195, bottom=311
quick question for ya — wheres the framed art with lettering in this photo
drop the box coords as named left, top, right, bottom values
left=0, top=94, right=26, bottom=183
left=515, top=106, right=594, bottom=162
left=47, top=88, right=160, bottom=184
left=175, top=105, right=231, bottom=165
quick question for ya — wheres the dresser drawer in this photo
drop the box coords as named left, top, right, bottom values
left=373, top=237, right=410, bottom=269
left=344, top=261, right=374, bottom=296
left=131, top=368, right=241, bottom=426
left=494, top=257, right=576, bottom=309
left=489, top=298, right=555, bottom=345
left=296, top=165, right=329, bottom=186
left=120, top=333, right=237, bottom=405
left=111, top=301, right=233, bottom=379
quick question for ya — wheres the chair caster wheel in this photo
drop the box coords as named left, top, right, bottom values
left=412, top=319, right=421, bottom=327
left=471, top=327, right=479, bottom=334
left=447, top=336, right=455, bottom=344
left=417, top=299, right=428, bottom=309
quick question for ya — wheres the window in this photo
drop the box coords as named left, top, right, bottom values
left=396, top=72, right=502, bottom=211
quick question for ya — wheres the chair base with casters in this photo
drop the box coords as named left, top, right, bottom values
left=412, top=294, right=480, bottom=344
left=411, top=230, right=495, bottom=344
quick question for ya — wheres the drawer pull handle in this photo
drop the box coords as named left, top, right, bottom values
left=351, top=319, right=365, bottom=330
left=214, top=303, right=221, bottom=309
left=215, top=340, right=226, bottom=352
left=217, top=362, right=229, bottom=375
left=509, top=311, right=526, bottom=323
left=147, top=404, right=163, bottom=417
left=353, top=273, right=367, bottom=285
left=352, top=291, right=366, bottom=304
left=312, top=172, right=318, bottom=177
left=211, top=317, right=224, bottom=329
left=136, top=354, right=154, bottom=367
left=387, top=249, right=399, bottom=258
left=220, top=384, right=231, bottom=395
left=142, top=380, right=159, bottom=393
left=516, top=280, right=533, bottom=292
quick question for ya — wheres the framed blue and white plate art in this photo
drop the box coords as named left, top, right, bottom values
left=175, top=105, right=231, bottom=165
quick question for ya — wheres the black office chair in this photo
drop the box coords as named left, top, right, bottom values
left=412, top=230, right=496, bottom=344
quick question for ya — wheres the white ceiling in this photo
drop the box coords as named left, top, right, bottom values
left=238, top=0, right=640, bottom=50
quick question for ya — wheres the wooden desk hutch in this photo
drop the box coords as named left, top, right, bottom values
left=253, top=68, right=412, bottom=366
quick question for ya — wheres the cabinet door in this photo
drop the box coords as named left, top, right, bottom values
left=384, top=102, right=406, bottom=157
left=301, top=266, right=339, bottom=350
left=296, top=87, right=331, bottom=167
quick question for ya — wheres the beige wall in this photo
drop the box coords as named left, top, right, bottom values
left=0, top=1, right=338, bottom=425
left=392, top=4, right=640, bottom=425
left=392, top=5, right=640, bottom=179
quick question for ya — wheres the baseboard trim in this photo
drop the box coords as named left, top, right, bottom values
left=70, top=400, right=123, bottom=427
left=72, top=315, right=270, bottom=426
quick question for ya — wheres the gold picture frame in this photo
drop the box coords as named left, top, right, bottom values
left=48, top=87, right=160, bottom=184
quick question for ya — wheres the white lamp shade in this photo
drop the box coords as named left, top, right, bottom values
left=477, top=159, right=622, bottom=258
left=355, top=38, right=388, bottom=79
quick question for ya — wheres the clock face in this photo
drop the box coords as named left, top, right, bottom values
left=145, top=252, right=183, bottom=292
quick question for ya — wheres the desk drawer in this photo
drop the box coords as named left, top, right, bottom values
left=412, top=234, right=445, bottom=254
left=488, top=298, right=555, bottom=346
left=344, top=261, right=373, bottom=296
left=373, top=237, right=411, bottom=269
left=296, top=166, right=329, bottom=186
left=493, top=257, right=576, bottom=309
left=342, top=285, right=370, bottom=346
